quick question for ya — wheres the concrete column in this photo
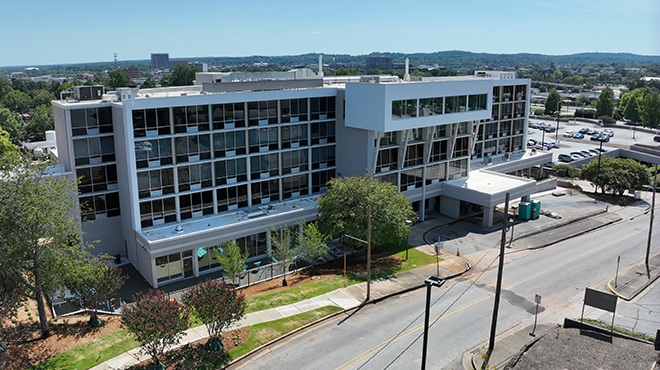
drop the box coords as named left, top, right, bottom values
left=439, top=196, right=460, bottom=219
left=482, top=206, right=494, bottom=228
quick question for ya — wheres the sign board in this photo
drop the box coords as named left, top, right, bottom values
left=434, top=241, right=444, bottom=255
left=534, top=294, right=542, bottom=305
left=197, top=247, right=207, bottom=258
left=584, top=288, right=617, bottom=313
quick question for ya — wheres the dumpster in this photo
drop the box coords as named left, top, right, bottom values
left=530, top=200, right=541, bottom=220
left=518, top=202, right=531, bottom=220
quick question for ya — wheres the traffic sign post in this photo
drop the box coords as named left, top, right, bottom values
left=531, top=294, right=542, bottom=336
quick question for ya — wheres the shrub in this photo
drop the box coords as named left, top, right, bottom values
left=533, top=108, right=545, bottom=116
left=598, top=115, right=615, bottom=124
left=552, top=164, right=576, bottom=177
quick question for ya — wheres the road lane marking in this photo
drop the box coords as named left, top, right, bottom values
left=335, top=228, right=644, bottom=370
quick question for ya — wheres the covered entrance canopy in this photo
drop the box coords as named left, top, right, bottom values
left=442, top=170, right=537, bottom=227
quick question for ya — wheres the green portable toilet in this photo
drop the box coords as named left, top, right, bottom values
left=518, top=202, right=531, bottom=221
left=530, top=200, right=541, bottom=220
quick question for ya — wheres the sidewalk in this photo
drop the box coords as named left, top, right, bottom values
left=91, top=191, right=657, bottom=370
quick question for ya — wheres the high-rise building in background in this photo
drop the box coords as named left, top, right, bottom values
left=150, top=53, right=169, bottom=69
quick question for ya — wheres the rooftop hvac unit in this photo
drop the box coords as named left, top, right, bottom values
left=74, top=85, right=104, bottom=101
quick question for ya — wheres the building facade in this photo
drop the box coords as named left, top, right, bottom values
left=52, top=69, right=537, bottom=288
left=150, top=53, right=170, bottom=70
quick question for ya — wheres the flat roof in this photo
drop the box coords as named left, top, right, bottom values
left=443, top=169, right=536, bottom=207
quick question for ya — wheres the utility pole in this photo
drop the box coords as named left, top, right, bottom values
left=646, top=165, right=657, bottom=266
left=366, top=204, right=372, bottom=301
left=487, top=192, right=510, bottom=361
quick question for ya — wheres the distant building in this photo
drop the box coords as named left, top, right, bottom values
left=123, top=67, right=140, bottom=79
left=169, top=60, right=189, bottom=69
left=192, top=62, right=208, bottom=72
left=151, top=53, right=170, bottom=69
left=366, top=56, right=393, bottom=70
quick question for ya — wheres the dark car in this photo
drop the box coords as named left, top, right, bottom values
left=558, top=154, right=573, bottom=162
left=590, top=134, right=600, bottom=141
left=654, top=136, right=660, bottom=142
left=597, top=134, right=610, bottom=142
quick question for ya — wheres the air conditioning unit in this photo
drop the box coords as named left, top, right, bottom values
left=74, top=85, right=105, bottom=101
left=503, top=153, right=512, bottom=160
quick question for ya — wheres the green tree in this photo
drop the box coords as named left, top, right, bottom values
left=641, top=89, right=660, bottom=129
left=544, top=88, right=562, bottom=115
left=214, top=240, right=247, bottom=285
left=0, top=107, right=24, bottom=144
left=108, top=69, right=132, bottom=89
left=25, top=105, right=54, bottom=142
left=596, top=86, right=614, bottom=119
left=622, top=92, right=641, bottom=122
left=166, top=64, right=197, bottom=86
left=575, top=93, right=590, bottom=107
left=579, top=157, right=650, bottom=195
left=141, top=78, right=158, bottom=89
left=0, top=128, right=16, bottom=158
left=298, top=221, right=328, bottom=274
left=1, top=89, right=31, bottom=114
left=181, top=279, right=246, bottom=351
left=30, top=89, right=53, bottom=108
left=270, top=223, right=301, bottom=286
left=121, top=290, right=189, bottom=369
left=335, top=68, right=358, bottom=76
left=552, top=163, right=576, bottom=178
left=317, top=173, right=418, bottom=249
left=0, top=154, right=89, bottom=338
left=0, top=77, right=13, bottom=101
left=62, top=257, right=125, bottom=327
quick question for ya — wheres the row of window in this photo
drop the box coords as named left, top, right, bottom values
left=473, top=137, right=524, bottom=158
left=132, top=97, right=336, bottom=138
left=80, top=192, right=121, bottom=221
left=71, top=107, right=113, bottom=136
left=375, top=158, right=468, bottom=191
left=139, top=169, right=335, bottom=227
left=493, top=85, right=527, bottom=103
left=134, top=122, right=336, bottom=168
left=477, top=120, right=525, bottom=141
left=491, top=102, right=526, bottom=121
left=392, top=94, right=488, bottom=120
left=136, top=147, right=336, bottom=198
left=376, top=137, right=469, bottom=173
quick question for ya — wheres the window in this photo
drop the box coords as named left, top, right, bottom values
left=492, top=86, right=501, bottom=103
left=250, top=153, right=279, bottom=179
left=311, top=121, right=335, bottom=144
left=514, top=119, right=525, bottom=134
left=448, top=158, right=468, bottom=179
left=281, top=123, right=308, bottom=148
left=198, top=244, right=225, bottom=272
left=514, top=102, right=525, bottom=117
left=249, top=127, right=279, bottom=153
left=73, top=136, right=115, bottom=165
left=430, top=140, right=448, bottom=162
left=213, top=131, right=246, bottom=157
left=137, top=168, right=174, bottom=198
left=179, top=190, right=214, bottom=220
left=248, top=100, right=278, bottom=126
left=310, top=97, right=335, bottom=120
left=515, top=85, right=526, bottom=101
left=452, top=122, right=469, bottom=135
left=156, top=253, right=182, bottom=282
left=483, top=140, right=497, bottom=156
left=379, top=132, right=397, bottom=146
left=502, top=86, right=514, bottom=101
left=433, top=125, right=447, bottom=139
left=80, top=192, right=120, bottom=221
left=400, top=168, right=423, bottom=191
left=173, top=105, right=210, bottom=133
left=140, top=196, right=176, bottom=227
left=375, top=173, right=397, bottom=187
left=133, top=108, right=171, bottom=137
left=376, top=147, right=398, bottom=172
left=404, top=143, right=424, bottom=167
left=282, top=149, right=308, bottom=174
left=468, top=94, right=487, bottom=111
left=452, top=137, right=470, bottom=157
left=177, top=163, right=212, bottom=192
left=311, top=145, right=335, bottom=169
left=311, top=169, right=335, bottom=193
left=77, top=164, right=118, bottom=194
left=426, top=163, right=446, bottom=184
left=445, top=96, right=467, bottom=114
left=407, top=128, right=424, bottom=142
left=215, top=158, right=247, bottom=185
left=281, top=98, right=308, bottom=123
left=236, top=232, right=268, bottom=259
left=392, top=99, right=417, bottom=119
left=501, top=103, right=512, bottom=118
left=135, top=138, right=173, bottom=168
left=217, top=185, right=248, bottom=211
left=251, top=179, right=279, bottom=204
left=71, top=107, right=112, bottom=136
left=419, top=97, right=443, bottom=116
left=212, top=103, right=245, bottom=129
left=512, top=136, right=524, bottom=151
left=499, top=121, right=512, bottom=137
left=175, top=134, right=211, bottom=163
left=491, top=104, right=500, bottom=121
left=498, top=138, right=511, bottom=153
left=282, top=174, right=309, bottom=199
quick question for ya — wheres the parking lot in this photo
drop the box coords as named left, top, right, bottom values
left=526, top=117, right=660, bottom=164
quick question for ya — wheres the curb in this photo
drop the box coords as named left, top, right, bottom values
left=524, top=212, right=621, bottom=250
left=226, top=261, right=473, bottom=368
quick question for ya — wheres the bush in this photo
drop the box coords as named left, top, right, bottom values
left=533, top=109, right=545, bottom=116
left=552, top=164, right=576, bottom=178
left=575, top=109, right=596, bottom=118
left=598, top=115, right=615, bottom=124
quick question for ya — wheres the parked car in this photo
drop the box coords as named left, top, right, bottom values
left=588, top=149, right=600, bottom=156
left=654, top=136, right=660, bottom=142
left=544, top=126, right=556, bottom=133
left=580, top=150, right=592, bottom=157
left=563, top=131, right=575, bottom=138
left=573, top=133, right=585, bottom=139
left=597, top=134, right=610, bottom=142
left=558, top=154, right=574, bottom=162
left=595, top=147, right=608, bottom=153
left=602, top=129, right=615, bottom=137
left=570, top=151, right=586, bottom=158
left=590, top=133, right=600, bottom=141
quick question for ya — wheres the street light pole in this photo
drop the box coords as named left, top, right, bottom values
left=645, top=165, right=657, bottom=266
left=421, top=276, right=445, bottom=370
left=405, top=220, right=413, bottom=260
left=555, top=100, right=560, bottom=142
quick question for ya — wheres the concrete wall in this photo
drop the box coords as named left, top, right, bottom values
left=82, top=216, right=124, bottom=256
left=534, top=177, right=557, bottom=193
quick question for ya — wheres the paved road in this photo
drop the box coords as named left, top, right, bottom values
left=232, top=212, right=657, bottom=369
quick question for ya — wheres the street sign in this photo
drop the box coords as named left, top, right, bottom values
left=534, top=294, right=542, bottom=304
left=434, top=241, right=444, bottom=255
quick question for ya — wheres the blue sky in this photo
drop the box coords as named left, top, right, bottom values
left=2, top=0, right=658, bottom=67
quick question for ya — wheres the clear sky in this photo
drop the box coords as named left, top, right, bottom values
left=2, top=0, right=658, bottom=67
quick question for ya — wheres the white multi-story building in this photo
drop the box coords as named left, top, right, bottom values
left=52, top=69, right=543, bottom=288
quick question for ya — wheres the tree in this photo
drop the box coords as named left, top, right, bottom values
left=121, top=290, right=189, bottom=369
left=0, top=77, right=13, bottom=101
left=544, top=88, right=562, bottom=115
left=552, top=163, right=576, bottom=178
left=62, top=257, right=126, bottom=327
left=141, top=78, right=158, bottom=89
left=641, top=89, right=660, bottom=129
left=317, top=173, right=418, bottom=249
left=576, top=93, right=591, bottom=107
left=579, top=157, right=650, bottom=195
left=335, top=68, right=358, bottom=76
left=0, top=154, right=88, bottom=338
left=108, top=69, right=132, bottom=89
left=25, top=105, right=54, bottom=142
left=181, top=279, right=246, bottom=351
left=269, top=223, right=301, bottom=286
left=0, top=128, right=16, bottom=157
left=596, top=86, right=614, bottom=119
left=1, top=90, right=31, bottom=114
left=298, top=221, right=328, bottom=274
left=30, top=89, right=53, bottom=108
left=0, top=108, right=25, bottom=144
left=0, top=261, right=27, bottom=349
left=166, top=64, right=197, bottom=86
left=622, top=92, right=641, bottom=122
left=214, top=240, right=247, bottom=285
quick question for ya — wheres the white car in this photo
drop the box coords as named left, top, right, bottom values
left=602, top=129, right=614, bottom=137
left=563, top=131, right=574, bottom=138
